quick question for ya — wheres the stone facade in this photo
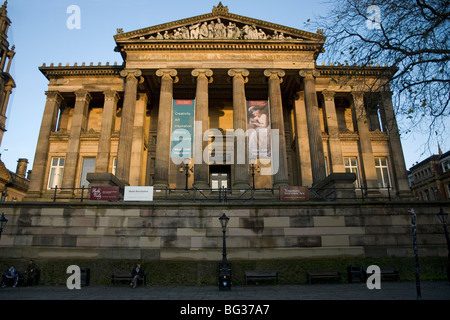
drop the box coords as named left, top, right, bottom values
left=23, top=3, right=412, bottom=201
left=0, top=202, right=448, bottom=261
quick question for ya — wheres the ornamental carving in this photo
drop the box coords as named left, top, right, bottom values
left=142, top=19, right=300, bottom=41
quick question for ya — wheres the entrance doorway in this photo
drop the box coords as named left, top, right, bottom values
left=210, top=165, right=231, bottom=190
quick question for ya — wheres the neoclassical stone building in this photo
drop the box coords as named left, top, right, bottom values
left=25, top=3, right=411, bottom=201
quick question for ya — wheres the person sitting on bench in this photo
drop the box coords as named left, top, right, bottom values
left=2, top=265, right=19, bottom=288
left=130, top=263, right=145, bottom=289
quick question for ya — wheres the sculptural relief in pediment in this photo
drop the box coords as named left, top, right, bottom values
left=130, top=18, right=303, bottom=42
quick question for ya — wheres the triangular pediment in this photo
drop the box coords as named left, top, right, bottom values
left=114, top=2, right=325, bottom=43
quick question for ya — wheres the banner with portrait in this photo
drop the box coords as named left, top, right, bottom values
left=246, top=100, right=271, bottom=161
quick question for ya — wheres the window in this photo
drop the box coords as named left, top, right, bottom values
left=375, top=157, right=391, bottom=189
left=442, top=160, right=450, bottom=173
left=80, top=158, right=96, bottom=188
left=48, top=158, right=64, bottom=189
left=344, top=157, right=361, bottom=187
left=112, top=157, right=117, bottom=175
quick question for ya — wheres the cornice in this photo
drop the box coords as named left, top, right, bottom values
left=39, top=64, right=123, bottom=79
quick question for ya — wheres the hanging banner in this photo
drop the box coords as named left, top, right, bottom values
left=171, top=99, right=195, bottom=159
left=247, top=100, right=271, bottom=160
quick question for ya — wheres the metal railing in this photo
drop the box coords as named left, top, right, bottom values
left=50, top=184, right=394, bottom=203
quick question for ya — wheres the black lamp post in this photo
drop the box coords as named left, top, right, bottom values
left=408, top=208, right=422, bottom=299
left=218, top=213, right=231, bottom=291
left=249, top=163, right=260, bottom=189
left=0, top=212, right=8, bottom=240
left=179, top=159, right=192, bottom=190
left=437, top=208, right=450, bottom=282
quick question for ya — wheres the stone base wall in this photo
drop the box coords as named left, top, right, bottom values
left=0, top=201, right=448, bottom=263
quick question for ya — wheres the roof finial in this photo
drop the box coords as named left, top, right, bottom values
left=212, top=2, right=229, bottom=15
left=2, top=1, right=7, bottom=9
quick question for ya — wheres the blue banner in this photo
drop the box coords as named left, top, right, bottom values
left=171, top=99, right=195, bottom=159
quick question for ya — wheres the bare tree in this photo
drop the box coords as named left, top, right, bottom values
left=310, top=0, right=449, bottom=153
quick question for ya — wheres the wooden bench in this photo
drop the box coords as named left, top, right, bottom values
left=110, top=270, right=146, bottom=286
left=364, top=267, right=400, bottom=281
left=244, top=270, right=279, bottom=285
left=307, top=270, right=342, bottom=284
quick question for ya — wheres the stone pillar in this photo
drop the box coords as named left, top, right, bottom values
left=264, top=69, right=289, bottom=187
left=351, top=91, right=379, bottom=191
left=154, top=69, right=178, bottom=187
left=300, top=69, right=326, bottom=185
left=26, top=91, right=63, bottom=197
left=228, top=68, right=250, bottom=189
left=129, top=93, right=148, bottom=186
left=192, top=69, right=213, bottom=189
left=293, top=91, right=313, bottom=186
left=380, top=91, right=412, bottom=197
left=95, top=90, right=119, bottom=173
left=322, top=90, right=345, bottom=173
left=116, top=69, right=142, bottom=185
left=61, top=89, right=92, bottom=190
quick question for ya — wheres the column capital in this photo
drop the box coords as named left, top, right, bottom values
left=156, top=68, right=179, bottom=83
left=322, top=90, right=336, bottom=101
left=45, top=91, right=64, bottom=103
left=351, top=91, right=365, bottom=101
left=74, top=89, right=92, bottom=103
left=192, top=68, right=213, bottom=83
left=264, top=68, right=285, bottom=79
left=103, top=90, right=120, bottom=102
left=120, top=68, right=142, bottom=78
left=299, top=69, right=320, bottom=79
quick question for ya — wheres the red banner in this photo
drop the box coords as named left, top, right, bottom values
left=90, top=186, right=119, bottom=201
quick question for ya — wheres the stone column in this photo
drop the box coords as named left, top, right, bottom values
left=228, top=68, right=250, bottom=189
left=351, top=91, right=379, bottom=191
left=26, top=91, right=63, bottom=198
left=95, top=90, right=119, bottom=173
left=322, top=90, right=345, bottom=173
left=61, top=89, right=92, bottom=190
left=293, top=91, right=313, bottom=186
left=300, top=69, right=326, bottom=185
left=264, top=69, right=289, bottom=187
left=129, top=93, right=148, bottom=186
left=380, top=91, right=412, bottom=197
left=115, top=69, right=142, bottom=185
left=192, top=69, right=213, bottom=189
left=154, top=69, right=178, bottom=187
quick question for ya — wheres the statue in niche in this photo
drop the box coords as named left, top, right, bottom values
left=214, top=18, right=226, bottom=38
left=189, top=23, right=201, bottom=39
left=208, top=20, right=215, bottom=38
left=199, top=22, right=209, bottom=39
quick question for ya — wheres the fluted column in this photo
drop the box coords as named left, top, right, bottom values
left=293, top=91, right=313, bottom=186
left=228, top=68, right=250, bottom=189
left=264, top=69, right=289, bottom=187
left=61, top=89, right=92, bottom=190
left=380, top=91, right=412, bottom=197
left=154, top=69, right=178, bottom=187
left=116, top=69, right=142, bottom=185
left=192, top=69, right=213, bottom=189
left=352, top=91, right=378, bottom=191
left=130, top=93, right=148, bottom=186
left=300, top=69, right=326, bottom=185
left=26, top=91, right=63, bottom=197
left=322, top=90, right=345, bottom=173
left=95, top=90, right=119, bottom=173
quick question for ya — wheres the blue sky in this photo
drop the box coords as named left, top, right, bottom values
left=1, top=0, right=447, bottom=173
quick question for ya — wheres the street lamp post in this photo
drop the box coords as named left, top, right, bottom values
left=249, top=163, right=260, bottom=190
left=218, top=213, right=231, bottom=291
left=408, top=208, right=422, bottom=299
left=437, top=208, right=450, bottom=282
left=179, top=159, right=192, bottom=190
left=0, top=212, right=8, bottom=240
